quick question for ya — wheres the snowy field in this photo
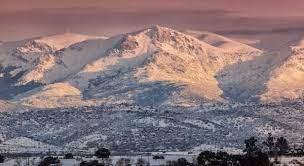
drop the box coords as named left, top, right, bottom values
left=1, top=154, right=304, bottom=166
left=0, top=153, right=196, bottom=166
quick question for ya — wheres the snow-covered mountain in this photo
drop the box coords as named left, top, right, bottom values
left=183, top=30, right=261, bottom=54
left=0, top=33, right=103, bottom=100
left=261, top=41, right=304, bottom=102
left=0, top=26, right=303, bottom=153
left=0, top=26, right=303, bottom=109
left=0, top=26, right=262, bottom=108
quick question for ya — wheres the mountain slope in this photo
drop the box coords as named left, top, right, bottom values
left=190, top=30, right=303, bottom=102
left=261, top=42, right=304, bottom=102
left=35, top=32, right=103, bottom=50
left=0, top=33, right=105, bottom=100
left=2, top=26, right=304, bottom=108
left=15, top=26, right=265, bottom=108
left=184, top=30, right=262, bottom=54
left=0, top=27, right=303, bottom=153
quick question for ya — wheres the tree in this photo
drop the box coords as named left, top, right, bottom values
left=176, top=158, right=192, bottom=166
left=242, top=137, right=270, bottom=166
left=244, top=137, right=260, bottom=156
left=95, top=148, right=111, bottom=158
left=0, top=155, right=4, bottom=163
left=241, top=151, right=270, bottom=166
left=276, top=137, right=289, bottom=155
left=38, top=157, right=60, bottom=166
left=135, top=158, right=150, bottom=166
left=197, top=151, right=243, bottom=166
left=301, top=137, right=304, bottom=152
left=197, top=151, right=228, bottom=166
left=197, top=151, right=214, bottom=165
left=115, top=158, right=132, bottom=166
left=165, top=158, right=192, bottom=166
left=64, top=153, right=74, bottom=159
left=152, top=155, right=165, bottom=160
left=263, top=133, right=274, bottom=154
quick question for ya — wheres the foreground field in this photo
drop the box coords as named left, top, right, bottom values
left=1, top=154, right=304, bottom=166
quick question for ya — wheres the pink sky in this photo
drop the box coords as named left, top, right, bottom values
left=1, top=0, right=304, bottom=41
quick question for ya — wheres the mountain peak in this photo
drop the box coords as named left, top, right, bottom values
left=149, top=25, right=174, bottom=33
left=2, top=26, right=300, bottom=108
left=34, top=33, right=101, bottom=50
left=183, top=30, right=262, bottom=54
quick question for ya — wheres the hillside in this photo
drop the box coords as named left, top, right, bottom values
left=0, top=26, right=303, bottom=108
left=0, top=33, right=103, bottom=99
left=0, top=26, right=303, bottom=153
left=10, top=26, right=265, bottom=108
left=184, top=30, right=262, bottom=54
left=261, top=43, right=304, bottom=102
left=0, top=102, right=303, bottom=152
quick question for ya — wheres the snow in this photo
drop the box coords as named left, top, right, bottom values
left=184, top=120, right=215, bottom=131
left=67, top=133, right=108, bottom=149
left=0, top=154, right=196, bottom=166
left=134, top=118, right=172, bottom=128
left=4, top=154, right=302, bottom=166
left=261, top=45, right=304, bottom=102
left=0, top=25, right=274, bottom=109
left=35, top=32, right=104, bottom=50
left=0, top=25, right=301, bottom=108
left=192, top=144, right=243, bottom=154
left=0, top=137, right=58, bottom=154
left=0, top=26, right=303, bottom=158
left=184, top=30, right=263, bottom=54
left=255, top=124, right=284, bottom=136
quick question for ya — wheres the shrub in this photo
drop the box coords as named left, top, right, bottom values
left=241, top=151, right=270, bottom=166
left=152, top=155, right=165, bottom=160
left=0, top=155, right=4, bottom=163
left=95, top=148, right=111, bottom=159
left=197, top=151, right=231, bottom=166
left=115, top=158, right=132, bottom=166
left=176, top=158, right=192, bottom=166
left=135, top=158, right=150, bottom=166
left=64, top=153, right=74, bottom=159
left=276, top=137, right=289, bottom=155
left=80, top=160, right=104, bottom=166
left=244, top=137, right=260, bottom=156
left=263, top=133, right=275, bottom=154
left=38, top=156, right=60, bottom=166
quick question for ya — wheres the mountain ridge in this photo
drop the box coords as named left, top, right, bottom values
left=0, top=26, right=302, bottom=109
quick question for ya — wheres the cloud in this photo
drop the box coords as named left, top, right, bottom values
left=1, top=0, right=304, bottom=41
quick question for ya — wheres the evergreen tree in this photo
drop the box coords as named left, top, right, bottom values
left=244, top=137, right=260, bottom=156
left=276, top=137, right=289, bottom=155
left=263, top=133, right=274, bottom=154
left=0, top=155, right=4, bottom=163
left=302, top=137, right=304, bottom=150
left=242, top=137, right=271, bottom=166
left=64, top=153, right=74, bottom=159
left=38, top=157, right=60, bottom=166
left=176, top=158, right=192, bottom=166
left=95, top=148, right=111, bottom=159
